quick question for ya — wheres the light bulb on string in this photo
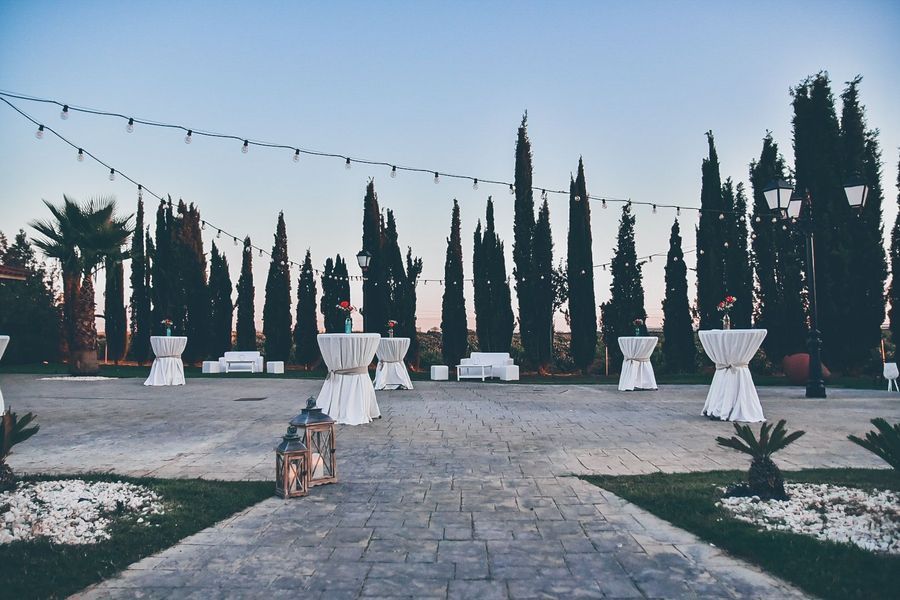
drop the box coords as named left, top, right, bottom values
left=233, top=237, right=238, bottom=246
left=242, top=140, right=249, bottom=153
left=108, top=168, right=116, bottom=181
left=390, top=165, right=397, bottom=178
left=676, top=207, right=681, bottom=216
left=433, top=172, right=439, bottom=184
left=601, top=199, right=607, bottom=209
left=60, top=105, right=69, bottom=120
left=345, top=157, right=351, bottom=170
left=509, top=184, right=515, bottom=195
left=126, top=118, right=134, bottom=133
left=35, top=125, right=44, bottom=139
left=137, top=185, right=143, bottom=200
left=185, top=130, right=192, bottom=144
left=259, top=248, right=263, bottom=257
left=652, top=205, right=657, bottom=214
left=201, top=221, right=206, bottom=230
left=217, top=229, right=221, bottom=239
left=541, top=189, right=548, bottom=201
left=293, top=149, right=300, bottom=162
left=574, top=195, right=581, bottom=202
left=77, top=148, right=84, bottom=162
left=719, top=213, right=725, bottom=220
left=472, top=179, right=478, bottom=190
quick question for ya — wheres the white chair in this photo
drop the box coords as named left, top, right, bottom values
left=219, top=351, right=264, bottom=373
left=884, top=362, right=899, bottom=392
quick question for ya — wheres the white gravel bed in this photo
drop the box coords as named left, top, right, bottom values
left=38, top=376, right=118, bottom=381
left=0, top=479, right=164, bottom=544
left=719, top=482, right=900, bottom=554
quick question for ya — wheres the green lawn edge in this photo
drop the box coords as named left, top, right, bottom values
left=0, top=473, right=272, bottom=600
left=580, top=468, right=900, bottom=600
left=0, top=362, right=889, bottom=389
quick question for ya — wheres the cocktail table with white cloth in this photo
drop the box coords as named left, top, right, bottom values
left=144, top=336, right=187, bottom=386
left=316, top=333, right=381, bottom=425
left=0, top=335, right=9, bottom=412
left=617, top=336, right=658, bottom=391
left=699, top=329, right=767, bottom=422
left=374, top=337, right=413, bottom=390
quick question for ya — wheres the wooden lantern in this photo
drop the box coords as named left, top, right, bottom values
left=274, top=425, right=308, bottom=498
left=290, top=397, right=337, bottom=488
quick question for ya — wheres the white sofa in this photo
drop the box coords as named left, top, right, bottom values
left=457, top=352, right=519, bottom=381
left=218, top=351, right=264, bottom=373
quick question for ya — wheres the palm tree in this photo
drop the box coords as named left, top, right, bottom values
left=31, top=196, right=133, bottom=375
left=716, top=419, right=805, bottom=500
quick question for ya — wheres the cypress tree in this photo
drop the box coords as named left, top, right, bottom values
left=890, top=154, right=900, bottom=349
left=792, top=73, right=856, bottom=370
left=207, top=241, right=233, bottom=359
left=293, top=250, right=319, bottom=368
left=175, top=202, right=208, bottom=362
left=103, top=255, right=127, bottom=363
left=567, top=158, right=598, bottom=371
left=263, top=212, right=292, bottom=361
left=128, top=197, right=151, bottom=363
left=840, top=77, right=887, bottom=370
left=750, top=133, right=807, bottom=363
left=513, top=114, right=536, bottom=365
left=361, top=180, right=388, bottom=334
left=722, top=179, right=754, bottom=328
left=662, top=220, right=696, bottom=372
left=235, top=237, right=256, bottom=351
left=320, top=258, right=338, bottom=333
left=600, top=204, right=647, bottom=372
left=405, top=247, right=423, bottom=366
left=151, top=199, right=172, bottom=334
left=532, top=199, right=555, bottom=371
left=696, top=132, right=726, bottom=330
left=334, top=255, right=351, bottom=319
left=441, top=200, right=468, bottom=369
left=473, top=198, right=514, bottom=353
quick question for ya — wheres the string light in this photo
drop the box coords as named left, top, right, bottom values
left=293, top=149, right=300, bottom=162
left=574, top=195, right=581, bottom=202
left=217, top=229, right=222, bottom=239
left=390, top=165, right=397, bottom=178
left=60, top=104, right=69, bottom=120
left=676, top=207, right=681, bottom=216
left=473, top=178, right=478, bottom=190
left=602, top=199, right=607, bottom=209
left=652, top=204, right=657, bottom=214
left=345, top=157, right=351, bottom=169
left=541, top=189, right=548, bottom=201
left=201, top=220, right=206, bottom=230
left=77, top=148, right=84, bottom=161
left=185, top=130, right=193, bottom=144
left=35, top=124, right=44, bottom=139
left=509, top=184, right=515, bottom=195
left=108, top=168, right=116, bottom=181
left=242, top=140, right=249, bottom=154
left=137, top=185, right=142, bottom=200
left=433, top=172, right=439, bottom=184
left=126, top=118, right=134, bottom=133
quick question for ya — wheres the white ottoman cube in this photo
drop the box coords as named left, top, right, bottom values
left=494, top=365, right=519, bottom=381
left=266, top=361, right=285, bottom=374
left=430, top=365, right=449, bottom=381
left=202, top=360, right=221, bottom=374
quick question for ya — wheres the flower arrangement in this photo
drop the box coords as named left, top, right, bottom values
left=717, top=296, right=736, bottom=329
left=387, top=320, right=398, bottom=338
left=633, top=318, right=644, bottom=336
left=160, top=318, right=173, bottom=336
left=336, top=301, right=355, bottom=333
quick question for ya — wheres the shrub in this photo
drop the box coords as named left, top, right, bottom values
left=716, top=419, right=805, bottom=500
left=848, top=418, right=900, bottom=470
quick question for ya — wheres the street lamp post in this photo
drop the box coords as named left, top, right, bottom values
left=762, top=177, right=869, bottom=399
left=356, top=250, right=372, bottom=332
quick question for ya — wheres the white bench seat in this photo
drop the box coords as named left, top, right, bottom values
left=456, top=352, right=519, bottom=381
left=219, top=351, right=264, bottom=373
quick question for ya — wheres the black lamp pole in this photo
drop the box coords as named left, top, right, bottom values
left=796, top=191, right=827, bottom=398
left=356, top=250, right=371, bottom=333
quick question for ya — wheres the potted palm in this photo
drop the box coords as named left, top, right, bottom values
left=716, top=419, right=805, bottom=500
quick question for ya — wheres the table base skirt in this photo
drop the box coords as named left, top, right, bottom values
left=701, top=369, right=765, bottom=422
left=317, top=374, right=381, bottom=425
left=144, top=357, right=185, bottom=386
left=374, top=362, right=413, bottom=390
left=618, top=361, right=658, bottom=391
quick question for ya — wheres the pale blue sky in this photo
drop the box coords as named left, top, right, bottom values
left=1, top=1, right=898, bottom=329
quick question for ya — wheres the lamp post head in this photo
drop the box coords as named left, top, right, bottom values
left=762, top=179, right=794, bottom=218
left=843, top=173, right=869, bottom=210
left=356, top=249, right=372, bottom=272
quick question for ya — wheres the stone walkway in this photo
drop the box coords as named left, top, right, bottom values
left=5, top=375, right=898, bottom=598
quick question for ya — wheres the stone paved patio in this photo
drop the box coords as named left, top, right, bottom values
left=4, top=375, right=898, bottom=598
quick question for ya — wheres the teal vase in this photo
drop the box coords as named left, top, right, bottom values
left=166, top=327, right=172, bottom=337
left=344, top=317, right=352, bottom=334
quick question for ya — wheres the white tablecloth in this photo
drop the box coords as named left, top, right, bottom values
left=316, top=334, right=381, bottom=425
left=374, top=337, right=413, bottom=390
left=699, top=329, right=767, bottom=422
left=144, top=336, right=187, bottom=386
left=0, top=336, right=8, bottom=412
left=618, top=336, right=658, bottom=391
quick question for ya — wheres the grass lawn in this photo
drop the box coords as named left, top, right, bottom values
left=581, top=469, right=899, bottom=600
left=0, top=362, right=888, bottom=389
left=0, top=473, right=271, bottom=599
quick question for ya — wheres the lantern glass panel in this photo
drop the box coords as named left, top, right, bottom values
left=309, top=427, right=336, bottom=483
left=787, top=198, right=802, bottom=219
left=844, top=183, right=868, bottom=208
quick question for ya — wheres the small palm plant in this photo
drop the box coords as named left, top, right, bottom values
left=716, top=419, right=805, bottom=500
left=848, top=418, right=899, bottom=470
left=0, top=410, right=40, bottom=491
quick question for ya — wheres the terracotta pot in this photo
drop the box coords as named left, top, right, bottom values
left=782, top=353, right=831, bottom=385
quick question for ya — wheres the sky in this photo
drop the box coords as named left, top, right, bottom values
left=1, top=0, right=899, bottom=331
